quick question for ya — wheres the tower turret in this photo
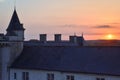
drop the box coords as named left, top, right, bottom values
left=0, top=8, right=25, bottom=80
left=6, top=9, right=25, bottom=41
left=5, top=9, right=25, bottom=63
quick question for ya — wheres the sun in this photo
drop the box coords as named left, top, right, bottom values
left=107, top=34, right=113, bottom=39
left=106, top=34, right=114, bottom=40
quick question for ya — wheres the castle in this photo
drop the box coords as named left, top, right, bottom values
left=0, top=9, right=120, bottom=80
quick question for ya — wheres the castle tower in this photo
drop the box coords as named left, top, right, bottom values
left=0, top=9, right=25, bottom=80
left=5, top=9, right=25, bottom=60
left=6, top=9, right=25, bottom=41
left=0, top=8, right=25, bottom=80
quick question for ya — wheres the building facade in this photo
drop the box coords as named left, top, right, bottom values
left=10, top=69, right=120, bottom=80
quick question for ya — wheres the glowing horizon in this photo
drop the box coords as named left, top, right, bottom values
left=0, top=0, right=120, bottom=40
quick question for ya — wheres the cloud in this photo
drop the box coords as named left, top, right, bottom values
left=109, top=22, right=120, bottom=25
left=94, top=25, right=113, bottom=28
left=85, top=33, right=104, bottom=35
left=61, top=24, right=80, bottom=28
left=58, top=24, right=89, bottom=28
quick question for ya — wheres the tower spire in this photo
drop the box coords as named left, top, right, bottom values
left=14, top=0, right=16, bottom=10
left=6, top=6, right=25, bottom=35
left=6, top=0, right=25, bottom=41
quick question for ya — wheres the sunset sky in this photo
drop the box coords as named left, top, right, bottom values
left=0, top=0, right=120, bottom=40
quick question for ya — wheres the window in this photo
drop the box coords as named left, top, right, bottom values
left=96, top=78, right=105, bottom=80
left=101, top=78, right=105, bottom=80
left=66, top=75, right=74, bottom=80
left=14, top=73, right=16, bottom=79
left=47, top=73, right=54, bottom=80
left=22, top=72, right=29, bottom=80
left=96, top=78, right=100, bottom=80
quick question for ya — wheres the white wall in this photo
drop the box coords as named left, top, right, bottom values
left=1, top=47, right=10, bottom=80
left=10, top=69, right=120, bottom=80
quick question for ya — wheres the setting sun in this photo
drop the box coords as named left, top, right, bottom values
left=105, top=34, right=115, bottom=40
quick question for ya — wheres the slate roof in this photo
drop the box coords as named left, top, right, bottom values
left=11, top=46, right=120, bottom=76
left=6, top=9, right=25, bottom=31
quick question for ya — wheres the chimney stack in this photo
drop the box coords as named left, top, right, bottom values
left=69, top=36, right=77, bottom=43
left=40, top=34, right=47, bottom=42
left=76, top=36, right=84, bottom=46
left=55, top=34, right=61, bottom=42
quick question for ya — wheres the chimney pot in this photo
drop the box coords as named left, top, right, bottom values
left=55, top=34, right=61, bottom=42
left=69, top=36, right=77, bottom=43
left=40, top=34, right=47, bottom=42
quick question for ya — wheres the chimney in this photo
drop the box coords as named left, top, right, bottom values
left=69, top=36, right=77, bottom=43
left=76, top=36, right=84, bottom=46
left=55, top=34, right=61, bottom=42
left=40, top=34, right=47, bottom=42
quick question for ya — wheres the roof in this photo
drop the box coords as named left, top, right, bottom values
left=11, top=46, right=120, bottom=76
left=6, top=9, right=25, bottom=31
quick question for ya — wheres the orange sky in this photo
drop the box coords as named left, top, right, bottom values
left=0, top=0, right=120, bottom=40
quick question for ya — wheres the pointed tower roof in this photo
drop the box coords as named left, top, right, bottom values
left=6, top=9, right=25, bottom=31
